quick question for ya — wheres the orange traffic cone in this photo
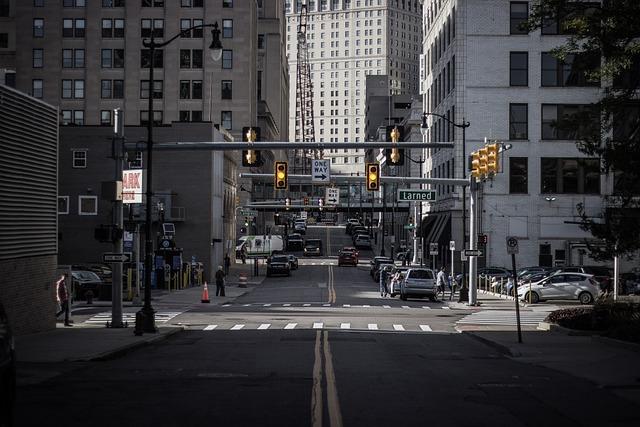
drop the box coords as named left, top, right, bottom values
left=201, top=282, right=210, bottom=303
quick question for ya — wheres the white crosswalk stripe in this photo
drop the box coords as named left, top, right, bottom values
left=457, top=310, right=548, bottom=326
left=85, top=311, right=182, bottom=324
left=257, top=323, right=271, bottom=330
left=230, top=324, right=245, bottom=330
left=382, top=305, right=391, bottom=309
left=203, top=324, right=218, bottom=331
left=401, top=305, right=410, bottom=309
left=419, top=325, right=432, bottom=332
left=368, top=324, right=378, bottom=330
left=393, top=324, right=405, bottom=331
left=191, top=322, right=446, bottom=332
left=284, top=323, right=297, bottom=329
left=283, top=304, right=291, bottom=307
left=263, top=304, right=271, bottom=307
left=340, top=323, right=350, bottom=329
left=422, top=306, right=432, bottom=310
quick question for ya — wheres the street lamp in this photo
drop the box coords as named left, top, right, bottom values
left=135, top=22, right=223, bottom=335
left=421, top=112, right=470, bottom=302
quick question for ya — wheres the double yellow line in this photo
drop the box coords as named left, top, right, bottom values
left=311, top=331, right=343, bottom=427
left=327, top=265, right=336, bottom=304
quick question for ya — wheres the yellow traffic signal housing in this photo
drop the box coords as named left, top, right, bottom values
left=385, top=125, right=405, bottom=166
left=471, top=152, right=482, bottom=178
left=478, top=147, right=489, bottom=177
left=366, top=163, right=380, bottom=191
left=242, top=126, right=261, bottom=167
left=486, top=143, right=499, bottom=174
left=274, top=161, right=288, bottom=189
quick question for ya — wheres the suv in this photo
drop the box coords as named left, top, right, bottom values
left=304, top=239, right=322, bottom=256
left=286, top=234, right=304, bottom=251
left=338, top=247, right=359, bottom=266
left=400, top=268, right=437, bottom=301
left=267, top=255, right=291, bottom=277
left=354, top=235, right=372, bottom=249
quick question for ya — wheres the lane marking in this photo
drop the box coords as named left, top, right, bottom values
left=222, top=304, right=231, bottom=307
left=230, top=324, right=245, bottom=330
left=401, top=305, right=410, bottom=309
left=313, top=322, right=323, bottom=329
left=242, top=304, right=251, bottom=307
left=323, top=331, right=344, bottom=427
left=393, top=324, right=405, bottom=331
left=203, top=325, right=218, bottom=331
left=257, top=323, right=271, bottom=330
left=340, top=323, right=350, bottom=329
left=367, top=324, right=378, bottom=330
left=303, top=303, right=311, bottom=307
left=442, top=306, right=451, bottom=310
left=420, top=325, right=433, bottom=332
left=422, top=306, right=432, bottom=310
left=343, top=304, right=351, bottom=308
left=263, top=304, right=272, bottom=307
left=283, top=303, right=291, bottom=307
left=362, top=305, right=370, bottom=308
left=323, top=303, right=331, bottom=307
left=284, top=323, right=297, bottom=330
left=382, top=305, right=391, bottom=309
left=311, top=331, right=323, bottom=427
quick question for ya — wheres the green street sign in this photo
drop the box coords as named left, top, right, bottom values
left=397, top=189, right=437, bottom=202
left=403, top=224, right=416, bottom=230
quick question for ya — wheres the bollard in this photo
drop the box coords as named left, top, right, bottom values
left=86, top=290, right=94, bottom=305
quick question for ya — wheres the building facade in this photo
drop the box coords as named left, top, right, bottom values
left=286, top=0, right=422, bottom=175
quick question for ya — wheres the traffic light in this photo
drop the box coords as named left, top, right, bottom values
left=478, top=147, right=488, bottom=177
left=303, top=197, right=309, bottom=206
left=366, top=163, right=380, bottom=191
left=274, top=161, right=288, bottom=189
left=471, top=152, right=482, bottom=179
left=285, top=197, right=291, bottom=210
left=318, top=198, right=324, bottom=211
left=478, top=234, right=488, bottom=245
left=242, top=126, right=262, bottom=167
left=244, top=217, right=249, bottom=227
left=486, top=143, right=499, bottom=174
left=385, top=125, right=405, bottom=166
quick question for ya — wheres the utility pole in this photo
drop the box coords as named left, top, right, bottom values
left=110, top=108, right=124, bottom=328
left=468, top=177, right=479, bottom=306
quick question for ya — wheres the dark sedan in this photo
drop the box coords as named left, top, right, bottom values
left=267, top=255, right=291, bottom=277
left=338, top=248, right=359, bottom=266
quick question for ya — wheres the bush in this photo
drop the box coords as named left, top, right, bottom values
left=546, top=307, right=596, bottom=330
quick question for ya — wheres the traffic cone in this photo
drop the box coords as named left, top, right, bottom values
left=201, top=282, right=210, bottom=303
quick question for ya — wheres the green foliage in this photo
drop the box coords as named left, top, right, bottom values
left=525, top=1, right=640, bottom=260
left=546, top=302, right=640, bottom=342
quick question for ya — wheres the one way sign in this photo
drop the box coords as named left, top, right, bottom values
left=312, top=159, right=330, bottom=183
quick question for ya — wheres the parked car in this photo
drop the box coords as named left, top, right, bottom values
left=287, top=254, right=299, bottom=270
left=345, top=219, right=362, bottom=234
left=71, top=270, right=103, bottom=300
left=621, top=272, right=640, bottom=295
left=517, top=272, right=601, bottom=304
left=0, top=300, right=15, bottom=427
left=304, top=239, right=323, bottom=256
left=338, top=247, right=359, bottom=266
left=294, top=222, right=306, bottom=235
left=354, top=235, right=372, bottom=249
left=287, top=234, right=304, bottom=251
left=370, top=256, right=394, bottom=278
left=350, top=226, right=369, bottom=237
left=400, top=268, right=438, bottom=301
left=554, top=266, right=613, bottom=291
left=266, top=255, right=291, bottom=277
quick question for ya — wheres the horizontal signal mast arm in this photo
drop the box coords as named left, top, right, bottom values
left=123, top=141, right=455, bottom=151
left=238, top=173, right=469, bottom=187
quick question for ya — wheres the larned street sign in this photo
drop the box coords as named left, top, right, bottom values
left=464, top=249, right=483, bottom=257
left=240, top=209, right=258, bottom=217
left=325, top=187, right=340, bottom=205
left=397, top=189, right=437, bottom=202
left=102, top=252, right=131, bottom=263
left=506, top=236, right=519, bottom=255
left=312, top=159, right=330, bottom=183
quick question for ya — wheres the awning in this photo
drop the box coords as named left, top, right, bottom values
left=419, top=215, right=438, bottom=238
left=425, top=212, right=451, bottom=245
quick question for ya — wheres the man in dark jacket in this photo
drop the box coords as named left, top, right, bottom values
left=215, top=266, right=226, bottom=297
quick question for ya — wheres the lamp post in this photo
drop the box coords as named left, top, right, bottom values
left=421, top=112, right=470, bottom=302
left=403, top=152, right=425, bottom=265
left=135, top=23, right=223, bottom=335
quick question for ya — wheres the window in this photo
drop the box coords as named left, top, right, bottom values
left=63, top=19, right=73, bottom=37
left=510, top=2, right=528, bottom=34
left=541, top=52, right=599, bottom=87
left=542, top=104, right=595, bottom=140
left=221, top=80, right=232, bottom=99
left=180, top=19, right=191, bottom=38
left=179, top=110, right=190, bottom=122
left=257, top=34, right=265, bottom=49
left=221, top=111, right=232, bottom=129
left=509, top=157, right=528, bottom=193
left=541, top=158, right=600, bottom=194
left=33, top=19, right=44, bottom=37
left=101, top=80, right=111, bottom=98
left=614, top=55, right=640, bottom=89
left=180, top=49, right=202, bottom=68
left=113, top=49, right=124, bottom=67
left=140, top=110, right=163, bottom=126
left=58, top=196, right=69, bottom=215
left=32, top=79, right=43, bottom=98
left=222, top=19, right=233, bottom=38
left=192, top=19, right=203, bottom=38
left=0, top=33, right=7, bottom=49
left=74, top=80, right=84, bottom=98
left=62, top=80, right=72, bottom=98
left=142, top=0, right=164, bottom=6
left=75, top=19, right=85, bottom=37
left=509, top=104, right=528, bottom=140
left=181, top=0, right=203, bottom=6
left=102, top=19, right=112, bottom=37
left=101, top=79, right=124, bottom=98
left=179, top=80, right=202, bottom=100
left=141, top=19, right=163, bottom=38
left=73, top=150, right=87, bottom=168
left=64, top=0, right=85, bottom=6
left=78, top=196, right=98, bottom=216
left=542, top=2, right=599, bottom=35
left=100, top=110, right=112, bottom=126
left=34, top=0, right=45, bottom=7
left=101, top=49, right=112, bottom=67
left=33, top=49, right=43, bottom=68
left=103, top=19, right=125, bottom=38
left=141, top=49, right=163, bottom=68
left=73, top=110, right=84, bottom=125
left=103, top=0, right=126, bottom=7
left=222, top=49, right=232, bottom=69
left=191, top=111, right=202, bottom=122
left=140, top=80, right=163, bottom=99
left=63, top=49, right=74, bottom=67
left=61, top=110, right=72, bottom=125
left=509, top=52, right=528, bottom=86
left=223, top=0, right=232, bottom=7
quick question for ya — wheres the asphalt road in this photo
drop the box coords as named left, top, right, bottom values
left=16, top=225, right=638, bottom=426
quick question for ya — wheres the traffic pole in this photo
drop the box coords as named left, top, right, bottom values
left=511, top=253, right=523, bottom=343
left=110, top=108, right=124, bottom=328
left=468, top=178, right=478, bottom=306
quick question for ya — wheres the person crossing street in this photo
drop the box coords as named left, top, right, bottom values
left=55, top=274, right=72, bottom=326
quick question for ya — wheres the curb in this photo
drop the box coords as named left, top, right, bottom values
left=70, top=326, right=184, bottom=362
left=592, top=335, right=640, bottom=352
left=461, top=331, right=521, bottom=357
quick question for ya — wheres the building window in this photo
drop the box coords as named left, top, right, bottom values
left=64, top=0, right=86, bottom=6
left=221, top=80, right=232, bottom=99
left=179, top=110, right=190, bottom=122
left=222, top=49, right=232, bottom=69
left=542, top=104, right=595, bottom=140
left=221, top=111, right=232, bottom=130
left=102, top=18, right=125, bottom=38
left=509, top=157, right=528, bottom=194
left=103, top=0, right=126, bottom=7
left=73, top=150, right=87, bottom=168
left=541, top=52, right=599, bottom=87
left=181, top=0, right=204, bottom=6
left=113, top=49, right=124, bottom=68
left=140, top=80, right=163, bottom=99
left=100, top=110, right=112, bottom=126
left=58, top=196, right=69, bottom=215
left=223, top=0, right=232, bottom=7
left=101, top=80, right=112, bottom=98
left=75, top=19, right=85, bottom=37
left=33, top=49, right=43, bottom=68
left=101, top=49, right=112, bottom=67
left=141, top=19, right=163, bottom=38
left=32, top=79, right=43, bottom=98
left=180, top=49, right=202, bottom=68
left=141, top=49, right=163, bottom=68
left=102, top=19, right=112, bottom=37
left=73, top=49, right=85, bottom=67
left=128, top=151, right=143, bottom=168
left=222, top=19, right=233, bottom=38
left=33, top=18, right=44, bottom=37
left=62, top=80, right=72, bottom=98
left=509, top=103, right=528, bottom=140
left=101, top=80, right=123, bottom=99
left=73, top=111, right=84, bottom=125
left=191, top=111, right=202, bottom=122
left=0, top=33, right=7, bottom=49
left=74, top=79, right=85, bottom=98
left=61, top=110, right=72, bottom=125
left=509, top=52, right=528, bottom=86
left=78, top=196, right=98, bottom=216
left=142, top=0, right=164, bottom=7
left=140, top=111, right=162, bottom=126
left=541, top=158, right=600, bottom=194
left=510, top=2, right=528, bottom=34
left=257, top=34, right=265, bottom=49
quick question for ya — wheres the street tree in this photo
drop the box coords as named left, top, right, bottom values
left=524, top=0, right=640, bottom=260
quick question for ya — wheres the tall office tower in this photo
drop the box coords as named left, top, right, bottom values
left=286, top=0, right=422, bottom=175
left=420, top=0, right=614, bottom=269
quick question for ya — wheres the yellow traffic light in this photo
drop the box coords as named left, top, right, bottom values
left=478, top=147, right=488, bottom=177
left=471, top=152, right=481, bottom=178
left=366, top=163, right=379, bottom=191
left=242, top=126, right=261, bottom=167
left=274, top=161, right=288, bottom=189
left=486, top=143, right=499, bottom=174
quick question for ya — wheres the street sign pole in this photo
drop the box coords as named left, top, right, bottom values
left=111, top=109, right=124, bottom=328
left=468, top=178, right=478, bottom=306
left=450, top=240, right=455, bottom=289
left=507, top=236, right=522, bottom=343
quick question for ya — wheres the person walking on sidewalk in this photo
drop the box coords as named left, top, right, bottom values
left=55, top=274, right=72, bottom=326
left=215, top=265, right=226, bottom=297
left=436, top=267, right=447, bottom=299
left=379, top=266, right=389, bottom=297
left=224, top=254, right=231, bottom=275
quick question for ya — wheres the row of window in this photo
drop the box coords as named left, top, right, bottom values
left=58, top=195, right=98, bottom=216
left=510, top=1, right=601, bottom=36
left=60, top=109, right=234, bottom=128
left=48, top=0, right=228, bottom=8
left=508, top=103, right=595, bottom=141
left=508, top=157, right=600, bottom=195
left=510, top=51, right=599, bottom=87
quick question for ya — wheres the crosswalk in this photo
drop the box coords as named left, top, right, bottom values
left=220, top=302, right=453, bottom=310
left=84, top=311, right=183, bottom=325
left=188, top=321, right=441, bottom=333
left=457, top=310, right=548, bottom=326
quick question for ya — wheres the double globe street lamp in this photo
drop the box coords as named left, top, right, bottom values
left=135, top=23, right=223, bottom=335
left=420, top=112, right=471, bottom=302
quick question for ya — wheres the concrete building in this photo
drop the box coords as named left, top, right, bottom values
left=0, top=84, right=58, bottom=335
left=286, top=0, right=422, bottom=175
left=420, top=0, right=612, bottom=269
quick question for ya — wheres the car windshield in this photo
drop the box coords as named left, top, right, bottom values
left=72, top=271, right=101, bottom=281
left=408, top=269, right=434, bottom=279
left=306, top=240, right=321, bottom=248
left=271, top=256, right=289, bottom=263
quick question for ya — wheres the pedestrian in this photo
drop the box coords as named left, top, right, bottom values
left=215, top=265, right=226, bottom=297
left=55, top=274, right=72, bottom=326
left=379, top=267, right=388, bottom=297
left=436, top=267, right=447, bottom=298
left=448, top=273, right=457, bottom=300
left=241, top=247, right=247, bottom=264
left=224, top=254, right=231, bottom=275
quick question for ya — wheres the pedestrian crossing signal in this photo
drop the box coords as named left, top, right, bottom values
left=366, top=163, right=379, bottom=191
left=275, top=161, right=288, bottom=189
left=242, top=126, right=261, bottom=167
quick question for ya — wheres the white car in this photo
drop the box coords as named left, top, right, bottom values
left=517, top=272, right=601, bottom=304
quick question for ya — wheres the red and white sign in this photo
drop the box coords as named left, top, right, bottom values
left=122, top=169, right=143, bottom=204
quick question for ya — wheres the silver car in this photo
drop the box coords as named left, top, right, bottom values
left=400, top=268, right=437, bottom=301
left=517, top=272, right=601, bottom=304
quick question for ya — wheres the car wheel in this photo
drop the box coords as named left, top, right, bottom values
left=400, top=293, right=407, bottom=301
left=526, top=291, right=539, bottom=304
left=579, top=291, right=593, bottom=305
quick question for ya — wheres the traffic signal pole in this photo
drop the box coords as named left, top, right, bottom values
left=468, top=177, right=479, bottom=306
